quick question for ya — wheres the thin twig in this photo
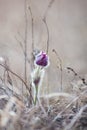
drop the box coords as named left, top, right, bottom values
left=38, top=96, right=47, bottom=116
left=0, top=63, right=34, bottom=102
left=24, top=0, right=28, bottom=83
left=52, top=89, right=87, bottom=122
left=15, top=36, right=24, bottom=52
left=15, top=36, right=30, bottom=64
left=67, top=67, right=87, bottom=85
left=28, top=6, right=35, bottom=70
left=43, top=0, right=55, bottom=54
left=28, top=6, right=34, bottom=52
left=43, top=18, right=49, bottom=54
left=17, top=31, right=30, bottom=63
left=65, top=104, right=87, bottom=130
left=52, top=49, right=63, bottom=91
left=17, top=31, right=25, bottom=43
left=44, top=0, right=55, bottom=19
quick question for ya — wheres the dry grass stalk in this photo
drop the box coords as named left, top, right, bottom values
left=0, top=96, right=24, bottom=128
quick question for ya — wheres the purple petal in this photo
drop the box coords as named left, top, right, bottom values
left=35, top=51, right=48, bottom=67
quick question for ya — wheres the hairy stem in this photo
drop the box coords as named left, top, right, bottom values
left=34, top=86, right=38, bottom=105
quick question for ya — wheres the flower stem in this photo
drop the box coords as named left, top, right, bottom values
left=34, top=86, right=38, bottom=105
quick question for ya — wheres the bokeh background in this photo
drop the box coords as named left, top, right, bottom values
left=0, top=0, right=87, bottom=93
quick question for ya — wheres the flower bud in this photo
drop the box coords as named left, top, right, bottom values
left=35, top=51, right=49, bottom=67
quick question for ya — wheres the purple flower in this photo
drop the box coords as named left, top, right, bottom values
left=35, top=51, right=49, bottom=67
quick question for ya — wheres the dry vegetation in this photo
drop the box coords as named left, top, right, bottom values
left=0, top=0, right=87, bottom=130
left=1, top=74, right=87, bottom=130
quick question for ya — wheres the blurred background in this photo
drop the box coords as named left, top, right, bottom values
left=0, top=0, right=87, bottom=93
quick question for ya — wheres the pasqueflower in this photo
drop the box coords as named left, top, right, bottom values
left=35, top=51, right=49, bottom=67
